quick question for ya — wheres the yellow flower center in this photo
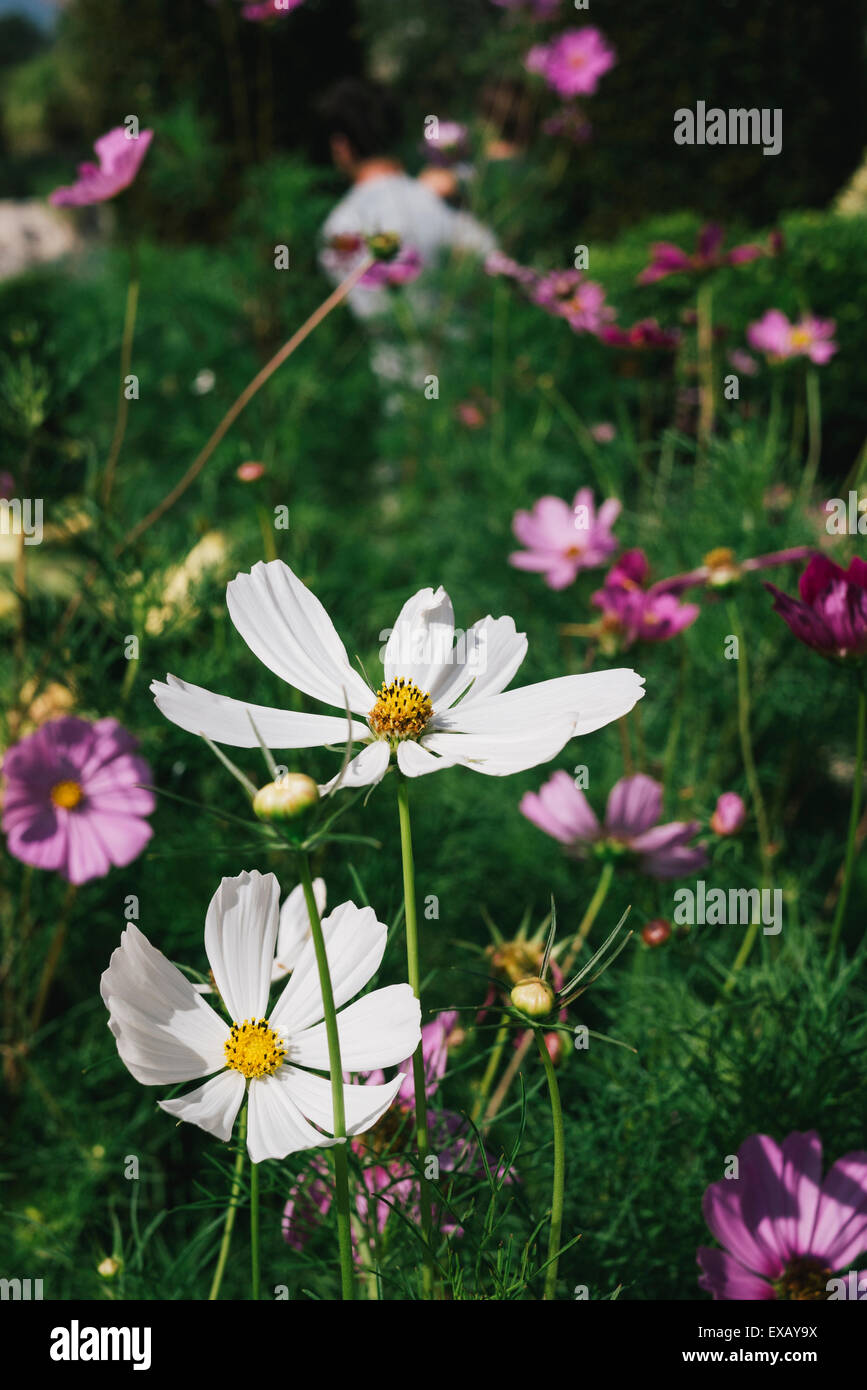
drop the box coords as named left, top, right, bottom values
left=224, top=1019, right=286, bottom=1079
left=789, top=328, right=812, bottom=348
left=368, top=678, right=433, bottom=741
left=50, top=780, right=84, bottom=810
left=772, top=1256, right=831, bottom=1301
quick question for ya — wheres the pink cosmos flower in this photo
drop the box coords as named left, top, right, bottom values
left=600, top=318, right=681, bottom=351
left=590, top=422, right=616, bottom=444
left=360, top=245, right=423, bottom=288
left=241, top=0, right=305, bottom=19
left=711, top=792, right=746, bottom=836
left=422, top=120, right=469, bottom=164
left=50, top=127, right=153, bottom=207
left=728, top=348, right=759, bottom=376
left=236, top=461, right=266, bottom=482
left=698, top=1131, right=867, bottom=1300
left=766, top=555, right=867, bottom=661
left=531, top=269, right=613, bottom=334
left=591, top=549, right=700, bottom=648
left=746, top=310, right=837, bottom=365
left=282, top=1011, right=493, bottom=1252
left=527, top=28, right=617, bottom=99
left=510, top=487, right=621, bottom=590
left=484, top=250, right=538, bottom=288
left=2, top=716, right=155, bottom=884
left=521, top=771, right=708, bottom=879
left=637, top=223, right=763, bottom=285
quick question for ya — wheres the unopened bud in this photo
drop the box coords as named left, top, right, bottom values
left=510, top=976, right=555, bottom=1019
left=367, top=231, right=401, bottom=262
left=97, top=1256, right=121, bottom=1279
left=253, top=774, right=319, bottom=822
left=641, top=919, right=671, bottom=948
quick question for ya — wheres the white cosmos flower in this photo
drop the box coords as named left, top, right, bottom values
left=150, top=559, right=645, bottom=792
left=100, top=870, right=420, bottom=1163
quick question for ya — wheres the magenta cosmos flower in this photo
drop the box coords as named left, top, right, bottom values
left=600, top=318, right=681, bottom=351
left=637, top=223, right=763, bottom=285
left=360, top=245, right=423, bottom=288
left=746, top=310, right=837, bottom=365
left=282, top=1011, right=490, bottom=1253
left=521, top=770, right=708, bottom=879
left=698, top=1131, right=867, bottom=1300
left=592, top=549, right=700, bottom=649
left=527, top=28, right=617, bottom=99
left=242, top=0, right=304, bottom=18
left=511, top=487, right=621, bottom=590
left=766, top=555, right=867, bottom=661
left=531, top=269, right=613, bottom=334
left=50, top=127, right=153, bottom=207
left=2, top=716, right=155, bottom=884
left=711, top=792, right=746, bottom=836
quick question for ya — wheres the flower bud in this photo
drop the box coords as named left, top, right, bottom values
left=710, top=791, right=746, bottom=836
left=544, top=1031, right=565, bottom=1065
left=510, top=976, right=555, bottom=1018
left=253, top=774, right=319, bottom=822
left=97, top=1256, right=121, bottom=1279
left=366, top=231, right=401, bottom=262
left=641, top=919, right=671, bottom=947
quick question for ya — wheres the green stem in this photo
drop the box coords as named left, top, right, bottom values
left=536, top=1030, right=566, bottom=1301
left=208, top=1105, right=246, bottom=1301
left=561, top=860, right=615, bottom=973
left=827, top=687, right=866, bottom=963
left=471, top=1016, right=509, bottom=1124
left=298, top=853, right=354, bottom=1300
left=250, top=1152, right=260, bottom=1301
left=396, top=774, right=436, bottom=1298
left=803, top=366, right=822, bottom=495
left=724, top=603, right=772, bottom=989
left=102, top=268, right=140, bottom=507
left=764, top=371, right=783, bottom=471
left=696, top=279, right=714, bottom=462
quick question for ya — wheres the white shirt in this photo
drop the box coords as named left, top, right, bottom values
left=319, top=172, right=497, bottom=321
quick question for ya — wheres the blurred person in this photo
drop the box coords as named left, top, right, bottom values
left=317, top=78, right=496, bottom=341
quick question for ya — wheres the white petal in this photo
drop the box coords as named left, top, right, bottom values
left=270, top=901, right=387, bottom=1035
left=246, top=1071, right=341, bottom=1162
left=421, top=720, right=577, bottom=776
left=432, top=615, right=528, bottom=711
left=205, top=871, right=280, bottom=1022
left=282, top=1067, right=406, bottom=1136
left=272, top=878, right=326, bottom=981
left=318, top=740, right=390, bottom=795
left=159, top=1069, right=245, bottom=1142
left=151, top=674, right=368, bottom=748
left=293, top=984, right=421, bottom=1072
left=383, top=587, right=456, bottom=701
left=396, top=740, right=457, bottom=777
left=433, top=669, right=645, bottom=738
left=100, top=923, right=228, bottom=1084
left=227, top=560, right=374, bottom=714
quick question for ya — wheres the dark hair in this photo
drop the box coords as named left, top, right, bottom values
left=478, top=79, right=535, bottom=148
left=316, top=79, right=402, bottom=161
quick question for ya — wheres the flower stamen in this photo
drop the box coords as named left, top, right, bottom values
left=369, top=678, right=433, bottom=741
left=224, top=1018, right=286, bottom=1079
left=50, top=780, right=84, bottom=810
